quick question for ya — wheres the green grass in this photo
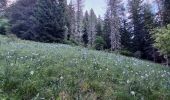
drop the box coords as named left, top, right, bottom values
left=0, top=35, right=170, bottom=100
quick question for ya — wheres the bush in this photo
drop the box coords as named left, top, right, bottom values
left=152, top=24, right=170, bottom=66
left=119, top=50, right=133, bottom=57
left=94, top=36, right=106, bottom=50
left=0, top=18, right=9, bottom=35
left=63, top=39, right=79, bottom=46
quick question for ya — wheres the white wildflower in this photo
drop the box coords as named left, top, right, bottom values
left=161, top=74, right=165, bottom=77
left=127, top=80, right=130, bottom=84
left=60, top=76, right=64, bottom=80
left=141, top=76, right=144, bottom=79
left=145, top=74, right=149, bottom=77
left=10, top=63, right=14, bottom=66
left=130, top=91, right=135, bottom=95
left=30, top=71, right=34, bottom=75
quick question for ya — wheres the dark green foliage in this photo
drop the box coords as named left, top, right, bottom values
left=96, top=16, right=103, bottom=37
left=82, top=11, right=89, bottom=47
left=6, top=0, right=37, bottom=38
left=103, top=10, right=111, bottom=49
left=30, top=0, right=67, bottom=42
left=0, top=18, right=9, bottom=35
left=6, top=0, right=68, bottom=43
left=163, top=0, right=170, bottom=25
left=94, top=36, right=105, bottom=50
left=128, top=0, right=144, bottom=52
left=67, top=1, right=76, bottom=40
left=141, top=4, right=156, bottom=60
left=120, top=20, right=132, bottom=51
left=128, top=1, right=156, bottom=60
left=119, top=50, right=133, bottom=57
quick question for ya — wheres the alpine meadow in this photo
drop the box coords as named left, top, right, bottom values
left=0, top=0, right=170, bottom=100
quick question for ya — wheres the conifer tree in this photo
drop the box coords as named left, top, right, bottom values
left=67, top=0, right=76, bottom=40
left=82, top=11, right=89, bottom=47
left=31, top=0, right=67, bottom=42
left=128, top=0, right=144, bottom=53
left=88, top=9, right=97, bottom=47
left=107, top=0, right=122, bottom=51
left=163, top=0, right=170, bottom=25
left=75, top=0, right=84, bottom=42
left=103, top=9, right=111, bottom=49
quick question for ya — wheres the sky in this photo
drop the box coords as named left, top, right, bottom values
left=9, top=0, right=155, bottom=17
left=67, top=0, right=107, bottom=17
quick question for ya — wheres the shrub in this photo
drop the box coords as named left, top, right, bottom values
left=94, top=36, right=106, bottom=50
left=0, top=18, right=9, bottom=35
left=119, top=50, right=133, bottom=57
left=152, top=25, right=170, bottom=66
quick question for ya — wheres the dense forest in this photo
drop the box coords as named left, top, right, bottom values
left=0, top=0, right=170, bottom=65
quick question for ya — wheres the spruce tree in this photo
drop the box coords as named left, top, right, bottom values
left=75, top=0, right=84, bottom=42
left=163, top=0, right=170, bottom=25
left=31, top=0, right=67, bottom=42
left=82, top=11, right=89, bottom=47
left=96, top=16, right=103, bottom=37
left=88, top=9, right=97, bottom=47
left=142, top=3, right=156, bottom=60
left=107, top=0, right=122, bottom=51
left=103, top=9, right=111, bottom=49
left=67, top=0, right=76, bottom=40
left=128, top=0, right=144, bottom=53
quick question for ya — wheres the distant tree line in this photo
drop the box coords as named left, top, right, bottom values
left=0, top=0, right=170, bottom=65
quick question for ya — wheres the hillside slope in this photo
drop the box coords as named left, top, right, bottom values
left=0, top=35, right=170, bottom=100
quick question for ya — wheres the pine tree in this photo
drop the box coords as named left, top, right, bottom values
left=6, top=0, right=37, bottom=38
left=128, top=0, right=144, bottom=53
left=88, top=9, right=97, bottom=47
left=142, top=3, right=156, bottom=60
left=107, top=0, right=122, bottom=51
left=67, top=0, right=76, bottom=40
left=31, top=0, right=67, bottom=42
left=163, top=0, right=170, bottom=25
left=103, top=9, right=111, bottom=49
left=120, top=19, right=132, bottom=51
left=75, top=0, right=84, bottom=42
left=96, top=16, right=103, bottom=37
left=95, top=16, right=105, bottom=50
left=82, top=11, right=89, bottom=47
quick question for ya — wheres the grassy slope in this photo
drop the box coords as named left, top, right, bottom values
left=0, top=35, right=170, bottom=100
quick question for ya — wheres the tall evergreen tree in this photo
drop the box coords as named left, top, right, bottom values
left=95, top=16, right=105, bottom=50
left=30, top=0, right=67, bottom=42
left=6, top=0, right=37, bottom=38
left=163, top=0, right=170, bottom=25
left=67, top=0, right=76, bottom=40
left=82, top=11, right=89, bottom=47
left=120, top=19, right=132, bottom=51
left=75, top=0, right=84, bottom=42
left=107, top=0, right=122, bottom=51
left=128, top=0, right=144, bottom=53
left=88, top=9, right=97, bottom=47
left=96, top=16, right=103, bottom=37
left=103, top=9, right=111, bottom=49
left=142, top=3, right=156, bottom=60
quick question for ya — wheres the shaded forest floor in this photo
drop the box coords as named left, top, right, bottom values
left=0, top=35, right=170, bottom=100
